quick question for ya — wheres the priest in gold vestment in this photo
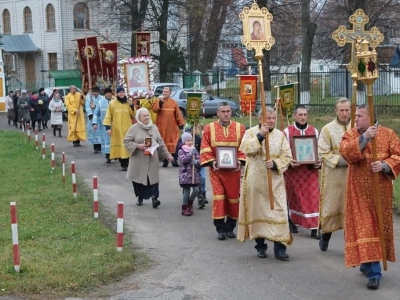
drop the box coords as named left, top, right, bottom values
left=317, top=98, right=350, bottom=251
left=237, top=107, right=292, bottom=260
left=103, top=87, right=136, bottom=171
left=65, top=85, right=86, bottom=146
left=339, top=104, right=400, bottom=290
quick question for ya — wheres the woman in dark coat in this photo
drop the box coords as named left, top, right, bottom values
left=38, top=88, right=50, bottom=129
left=28, top=91, right=42, bottom=131
left=12, top=90, right=21, bottom=128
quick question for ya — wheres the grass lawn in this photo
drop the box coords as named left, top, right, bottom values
left=196, top=113, right=400, bottom=212
left=0, top=131, right=136, bottom=298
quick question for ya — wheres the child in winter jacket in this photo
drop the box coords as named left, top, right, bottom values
left=178, top=132, right=200, bottom=216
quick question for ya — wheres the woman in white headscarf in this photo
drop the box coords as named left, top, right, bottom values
left=124, top=108, right=173, bottom=208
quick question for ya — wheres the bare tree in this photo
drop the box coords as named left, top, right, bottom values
left=300, top=0, right=317, bottom=104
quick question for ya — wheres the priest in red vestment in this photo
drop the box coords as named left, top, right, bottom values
left=152, top=87, right=185, bottom=167
left=340, top=104, right=400, bottom=290
left=200, top=102, right=246, bottom=240
left=283, top=105, right=320, bottom=239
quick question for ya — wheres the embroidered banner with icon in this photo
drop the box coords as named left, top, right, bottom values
left=99, top=42, right=118, bottom=87
left=185, top=93, right=202, bottom=127
left=135, top=32, right=151, bottom=57
left=279, top=84, right=295, bottom=124
left=76, top=37, right=102, bottom=89
left=239, top=75, right=257, bottom=114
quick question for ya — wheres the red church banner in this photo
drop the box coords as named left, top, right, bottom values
left=77, top=36, right=102, bottom=89
left=239, top=75, right=257, bottom=114
left=100, top=42, right=118, bottom=86
left=135, top=32, right=151, bottom=57
left=232, top=48, right=248, bottom=68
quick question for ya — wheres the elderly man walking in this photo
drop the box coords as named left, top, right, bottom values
left=237, top=107, right=293, bottom=260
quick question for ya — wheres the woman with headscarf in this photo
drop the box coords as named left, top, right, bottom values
left=124, top=108, right=173, bottom=208
left=48, top=91, right=65, bottom=137
left=17, top=89, right=31, bottom=129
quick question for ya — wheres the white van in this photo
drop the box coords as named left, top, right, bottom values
left=151, top=83, right=181, bottom=97
left=44, top=86, right=83, bottom=100
left=44, top=86, right=83, bottom=121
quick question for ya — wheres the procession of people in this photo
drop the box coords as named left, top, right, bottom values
left=5, top=83, right=399, bottom=292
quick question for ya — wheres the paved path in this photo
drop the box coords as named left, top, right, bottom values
left=1, top=115, right=400, bottom=300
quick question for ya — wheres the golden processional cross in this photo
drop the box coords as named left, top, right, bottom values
left=332, top=9, right=384, bottom=126
left=240, top=1, right=275, bottom=210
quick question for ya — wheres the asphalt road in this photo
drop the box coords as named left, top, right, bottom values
left=1, top=115, right=400, bottom=300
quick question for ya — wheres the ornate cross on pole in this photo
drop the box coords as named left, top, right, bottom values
left=240, top=1, right=275, bottom=210
left=332, top=9, right=384, bottom=127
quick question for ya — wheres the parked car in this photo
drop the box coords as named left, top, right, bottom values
left=44, top=86, right=83, bottom=121
left=151, top=83, right=181, bottom=97
left=170, top=89, right=239, bottom=117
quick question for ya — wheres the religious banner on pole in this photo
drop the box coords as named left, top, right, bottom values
left=135, top=32, right=151, bottom=57
left=185, top=93, right=202, bottom=127
left=239, top=75, right=257, bottom=114
left=99, top=42, right=118, bottom=87
left=279, top=83, right=295, bottom=124
left=76, top=36, right=102, bottom=90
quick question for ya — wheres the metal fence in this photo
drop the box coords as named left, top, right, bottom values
left=159, top=68, right=400, bottom=115
left=8, top=67, right=400, bottom=115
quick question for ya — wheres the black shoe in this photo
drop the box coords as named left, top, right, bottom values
left=162, top=160, right=168, bottom=168
left=367, top=278, right=379, bottom=290
left=360, top=266, right=367, bottom=276
left=257, top=249, right=267, bottom=258
left=106, top=159, right=111, bottom=164
left=289, top=223, right=298, bottom=233
left=152, top=197, right=160, bottom=208
left=198, top=200, right=205, bottom=209
left=217, top=232, right=226, bottom=240
left=319, top=239, right=329, bottom=251
left=274, top=251, right=289, bottom=260
left=203, top=198, right=209, bottom=204
left=311, top=229, right=321, bottom=239
left=172, top=162, right=180, bottom=167
left=136, top=198, right=143, bottom=206
left=94, top=149, right=99, bottom=154
left=226, top=231, right=236, bottom=238
left=121, top=167, right=127, bottom=171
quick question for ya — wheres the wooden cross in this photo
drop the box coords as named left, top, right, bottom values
left=332, top=9, right=384, bottom=72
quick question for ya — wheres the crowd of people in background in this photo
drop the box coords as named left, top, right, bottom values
left=5, top=88, right=52, bottom=131
left=5, top=84, right=400, bottom=291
